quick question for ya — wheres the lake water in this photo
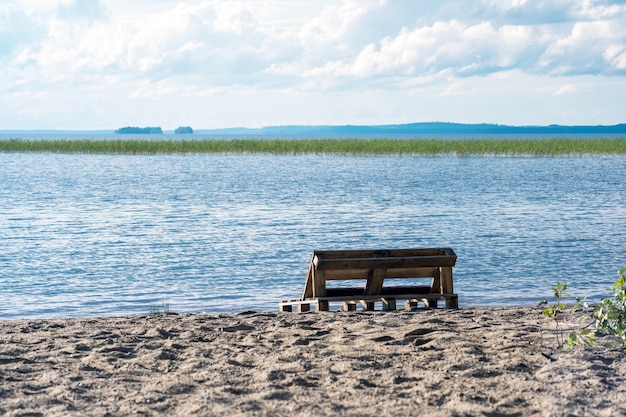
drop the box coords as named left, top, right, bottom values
left=1, top=153, right=625, bottom=319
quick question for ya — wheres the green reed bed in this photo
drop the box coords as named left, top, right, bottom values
left=1, top=138, right=625, bottom=156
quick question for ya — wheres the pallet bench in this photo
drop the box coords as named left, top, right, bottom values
left=279, top=248, right=458, bottom=312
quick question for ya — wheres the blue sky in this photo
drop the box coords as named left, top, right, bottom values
left=1, top=0, right=625, bottom=130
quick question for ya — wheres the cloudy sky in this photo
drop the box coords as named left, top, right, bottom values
left=1, top=0, right=625, bottom=130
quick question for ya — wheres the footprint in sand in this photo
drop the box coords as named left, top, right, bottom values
left=403, top=328, right=438, bottom=346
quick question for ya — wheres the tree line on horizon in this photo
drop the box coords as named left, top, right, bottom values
left=115, top=126, right=193, bottom=134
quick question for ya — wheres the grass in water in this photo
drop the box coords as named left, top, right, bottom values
left=1, top=138, right=625, bottom=156
left=148, top=303, right=172, bottom=315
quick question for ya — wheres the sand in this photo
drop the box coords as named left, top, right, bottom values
left=1, top=306, right=625, bottom=417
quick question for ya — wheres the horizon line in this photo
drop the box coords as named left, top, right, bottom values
left=2, top=121, right=626, bottom=133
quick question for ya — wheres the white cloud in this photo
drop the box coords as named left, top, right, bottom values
left=282, top=19, right=540, bottom=85
left=7, top=1, right=626, bottom=84
left=1, top=0, right=625, bottom=129
left=538, top=19, right=626, bottom=74
left=57, top=0, right=106, bottom=21
left=604, top=44, right=626, bottom=69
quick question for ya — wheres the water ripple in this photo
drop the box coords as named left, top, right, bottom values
left=0, top=153, right=624, bottom=318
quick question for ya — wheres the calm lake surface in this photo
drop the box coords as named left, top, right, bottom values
left=1, top=153, right=625, bottom=319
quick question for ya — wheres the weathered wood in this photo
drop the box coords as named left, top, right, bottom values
left=312, top=248, right=453, bottom=260
left=280, top=294, right=458, bottom=312
left=343, top=302, right=357, bottom=312
left=316, top=300, right=329, bottom=312
left=440, top=266, right=454, bottom=295
left=382, top=298, right=397, bottom=311
left=281, top=248, right=458, bottom=312
left=362, top=301, right=376, bottom=311
left=280, top=299, right=313, bottom=313
left=324, top=287, right=372, bottom=297
left=365, top=268, right=386, bottom=295
left=324, top=267, right=438, bottom=280
left=430, top=268, right=441, bottom=294
left=297, top=303, right=311, bottom=313
left=313, top=269, right=326, bottom=297
left=446, top=295, right=459, bottom=309
left=324, top=269, right=370, bottom=280
left=324, top=286, right=431, bottom=297
left=315, top=255, right=456, bottom=271
left=315, top=293, right=457, bottom=302
left=379, top=286, right=431, bottom=296
left=301, top=254, right=316, bottom=299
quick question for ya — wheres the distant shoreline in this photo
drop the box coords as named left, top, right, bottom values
left=2, top=121, right=626, bottom=136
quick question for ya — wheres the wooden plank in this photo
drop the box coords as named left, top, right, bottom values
left=343, top=302, right=357, bottom=312
left=315, top=255, right=456, bottom=271
left=279, top=299, right=314, bottom=306
left=312, top=269, right=326, bottom=297
left=325, top=285, right=428, bottom=297
left=313, top=249, right=390, bottom=261
left=362, top=301, right=376, bottom=311
left=312, top=248, right=454, bottom=260
left=301, top=253, right=316, bottom=299
left=316, top=300, right=329, bottom=312
left=297, top=303, right=311, bottom=313
left=381, top=286, right=431, bottom=296
left=382, top=298, right=397, bottom=311
left=430, top=268, right=441, bottom=294
left=440, top=267, right=454, bottom=295
left=446, top=295, right=459, bottom=309
left=315, top=293, right=457, bottom=302
left=324, top=286, right=431, bottom=297
left=301, top=265, right=313, bottom=299
left=365, top=268, right=386, bottom=295
left=325, top=287, right=369, bottom=297
left=324, top=269, right=370, bottom=280
left=282, top=294, right=457, bottom=312
left=323, top=267, right=438, bottom=280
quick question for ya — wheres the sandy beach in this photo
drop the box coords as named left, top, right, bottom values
left=1, top=306, right=624, bottom=416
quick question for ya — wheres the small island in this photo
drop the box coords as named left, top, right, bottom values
left=174, top=126, right=193, bottom=134
left=115, top=126, right=163, bottom=134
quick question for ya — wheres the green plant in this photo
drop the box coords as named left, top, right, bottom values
left=539, top=282, right=569, bottom=320
left=539, top=282, right=595, bottom=348
left=541, top=256, right=626, bottom=349
left=592, top=265, right=626, bottom=347
left=567, top=296, right=595, bottom=348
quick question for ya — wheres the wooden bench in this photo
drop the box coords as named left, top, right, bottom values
left=279, top=248, right=458, bottom=312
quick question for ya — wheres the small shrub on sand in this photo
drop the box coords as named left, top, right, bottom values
left=541, top=256, right=626, bottom=349
left=539, top=282, right=595, bottom=348
left=592, top=264, right=626, bottom=347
